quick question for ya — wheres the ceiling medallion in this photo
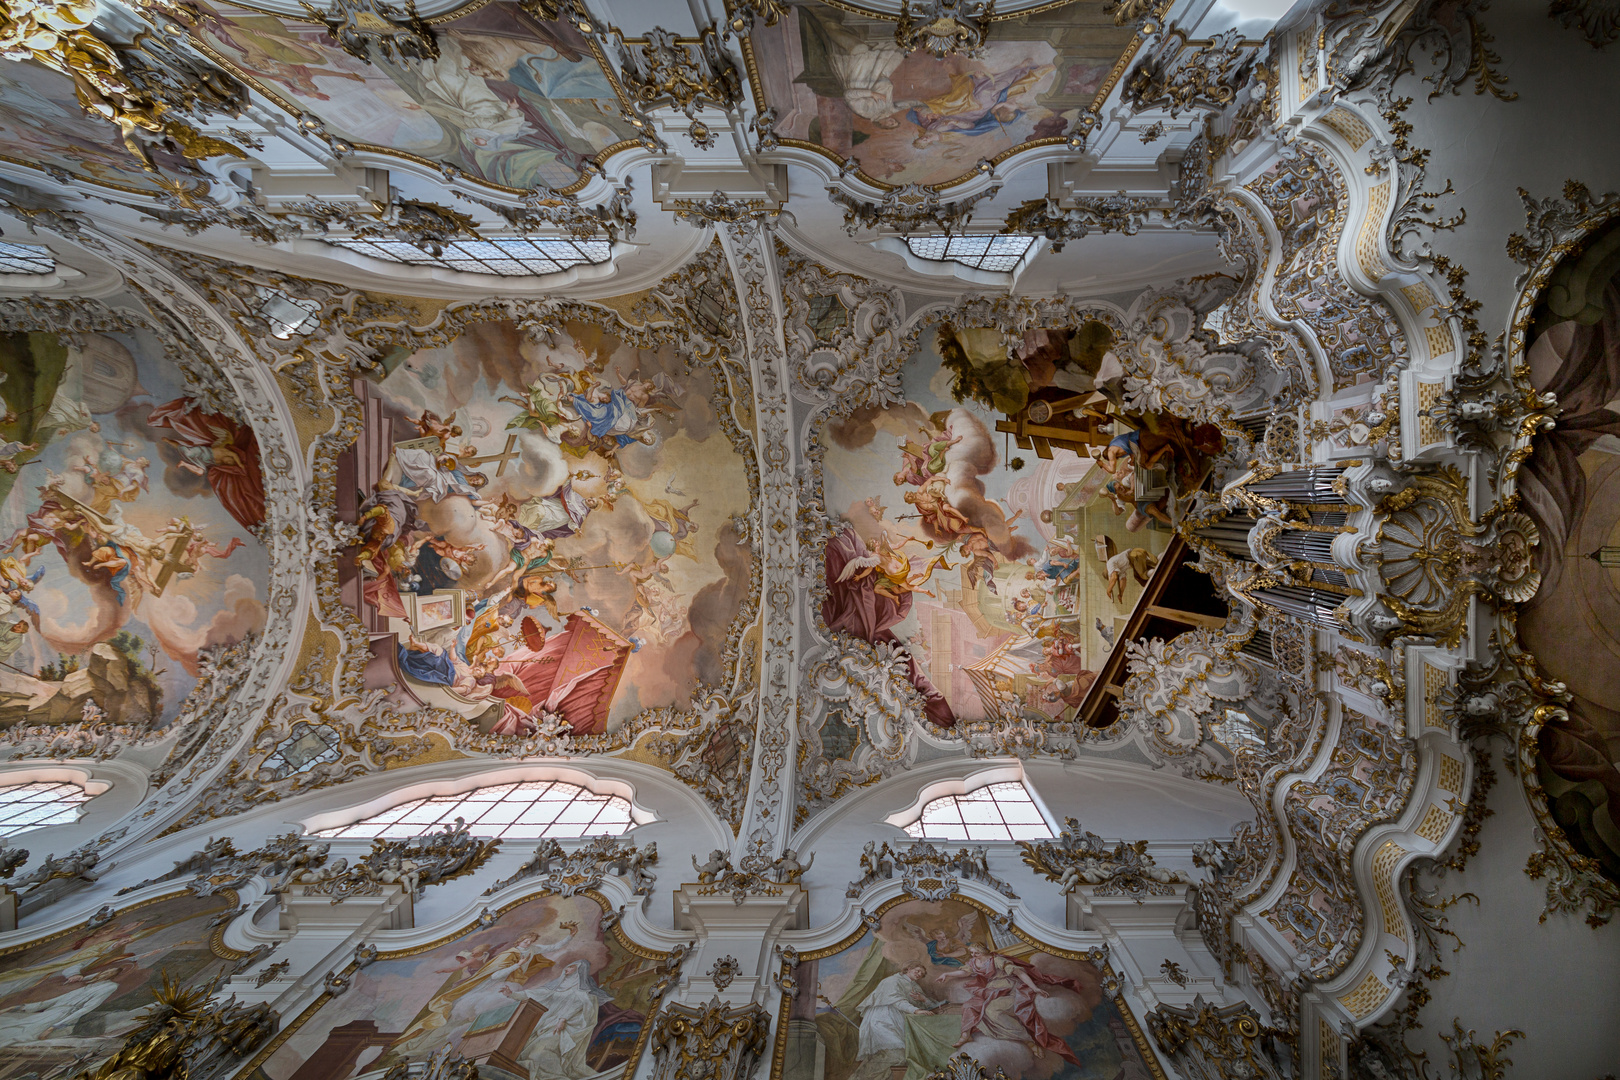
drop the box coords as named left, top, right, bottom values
left=895, top=0, right=996, bottom=58
left=298, top=0, right=439, bottom=65
left=829, top=181, right=999, bottom=237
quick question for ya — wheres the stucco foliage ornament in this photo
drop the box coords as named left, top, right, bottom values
left=612, top=25, right=742, bottom=148
left=485, top=837, right=657, bottom=897
left=461, top=181, right=638, bottom=243
left=1117, top=628, right=1247, bottom=762
left=648, top=997, right=769, bottom=1080
left=830, top=182, right=999, bottom=237
left=1145, top=998, right=1290, bottom=1080
left=1547, top=0, right=1620, bottom=48
left=1001, top=193, right=1155, bottom=251
left=269, top=822, right=497, bottom=903
left=1122, top=29, right=1265, bottom=118
left=1020, top=818, right=1187, bottom=901
left=894, top=0, right=994, bottom=58
left=299, top=0, right=438, bottom=65
left=843, top=839, right=1016, bottom=900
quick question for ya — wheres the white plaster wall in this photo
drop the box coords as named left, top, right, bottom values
left=1380, top=4, right=1620, bottom=1068
left=1400, top=752, right=1620, bottom=1075
left=28, top=757, right=733, bottom=938
left=790, top=757, right=1253, bottom=929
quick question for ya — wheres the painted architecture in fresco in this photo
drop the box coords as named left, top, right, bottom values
left=820, top=322, right=1223, bottom=726
left=338, top=319, right=753, bottom=737
left=747, top=2, right=1136, bottom=187
left=782, top=898, right=1158, bottom=1080
left=252, top=893, right=664, bottom=1080
left=0, top=330, right=267, bottom=730
left=193, top=1, right=641, bottom=192
left=1518, top=213, right=1620, bottom=886
left=0, top=892, right=239, bottom=1078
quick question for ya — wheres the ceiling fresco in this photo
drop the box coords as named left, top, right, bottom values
left=746, top=0, right=1139, bottom=187
left=0, top=61, right=188, bottom=195
left=781, top=897, right=1160, bottom=1080
left=191, top=0, right=642, bottom=192
left=341, top=316, right=754, bottom=738
left=0, top=327, right=267, bottom=731
left=251, top=892, right=668, bottom=1080
left=2, top=0, right=1617, bottom=1072
left=1517, top=211, right=1620, bottom=887
left=0, top=890, right=240, bottom=1069
left=819, top=319, right=1224, bottom=728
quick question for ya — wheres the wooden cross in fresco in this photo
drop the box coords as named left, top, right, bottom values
left=460, top=433, right=522, bottom=476
left=149, top=527, right=197, bottom=598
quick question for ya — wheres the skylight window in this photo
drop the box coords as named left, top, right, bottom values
left=906, top=234, right=1034, bottom=272
left=328, top=237, right=612, bottom=277
left=315, top=779, right=641, bottom=840
left=0, top=780, right=95, bottom=837
left=0, top=240, right=55, bottom=275
left=901, top=780, right=1055, bottom=842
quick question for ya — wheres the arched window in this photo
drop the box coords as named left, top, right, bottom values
left=906, top=234, right=1035, bottom=272
left=0, top=780, right=96, bottom=837
left=314, top=779, right=640, bottom=841
left=900, top=781, right=1055, bottom=842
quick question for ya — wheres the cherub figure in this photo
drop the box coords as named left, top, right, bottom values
left=693, top=849, right=730, bottom=883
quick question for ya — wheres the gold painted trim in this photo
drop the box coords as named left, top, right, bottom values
left=0, top=153, right=167, bottom=199
left=766, top=892, right=1168, bottom=1080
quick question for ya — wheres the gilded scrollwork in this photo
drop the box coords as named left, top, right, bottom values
left=1020, top=818, right=1187, bottom=900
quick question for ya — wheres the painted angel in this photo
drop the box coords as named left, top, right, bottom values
left=836, top=530, right=953, bottom=602
left=900, top=912, right=979, bottom=968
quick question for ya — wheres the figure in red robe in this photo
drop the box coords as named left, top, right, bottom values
left=822, top=522, right=954, bottom=726
left=146, top=398, right=266, bottom=532
left=940, top=942, right=1088, bottom=1065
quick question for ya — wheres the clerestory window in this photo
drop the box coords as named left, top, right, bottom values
left=313, top=779, right=644, bottom=840
left=905, top=234, right=1035, bottom=272
left=898, top=780, right=1055, bottom=842
left=0, top=780, right=96, bottom=837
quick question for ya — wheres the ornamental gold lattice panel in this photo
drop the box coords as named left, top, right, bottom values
left=1339, top=972, right=1390, bottom=1019
left=1422, top=662, right=1451, bottom=727
left=1374, top=840, right=1408, bottom=941
left=1320, top=1018, right=1342, bottom=1079
left=1416, top=803, right=1452, bottom=844
left=1357, top=183, right=1392, bottom=279
left=1400, top=282, right=1436, bottom=311
left=1417, top=381, right=1446, bottom=444
left=1321, top=107, right=1372, bottom=149
left=1298, top=30, right=1320, bottom=101
left=1438, top=754, right=1464, bottom=793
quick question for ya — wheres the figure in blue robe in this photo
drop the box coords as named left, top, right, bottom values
left=572, top=388, right=640, bottom=447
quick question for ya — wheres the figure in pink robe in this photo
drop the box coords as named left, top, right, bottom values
left=940, top=943, right=1087, bottom=1064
